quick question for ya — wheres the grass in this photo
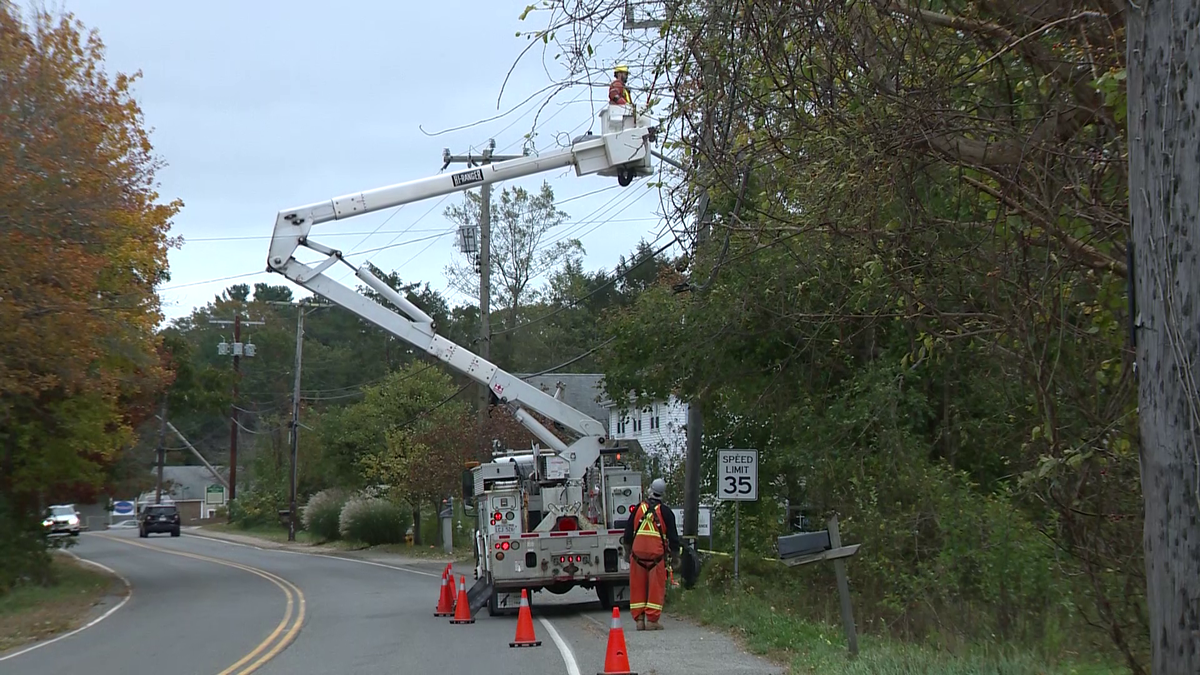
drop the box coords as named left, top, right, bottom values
left=0, top=554, right=124, bottom=653
left=667, top=583, right=1127, bottom=675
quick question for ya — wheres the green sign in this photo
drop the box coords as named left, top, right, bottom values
left=205, top=484, right=227, bottom=505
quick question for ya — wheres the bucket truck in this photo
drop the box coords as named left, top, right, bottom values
left=265, top=105, right=657, bottom=615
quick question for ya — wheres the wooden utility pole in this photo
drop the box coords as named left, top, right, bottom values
left=288, top=305, right=305, bottom=542
left=442, top=140, right=527, bottom=428
left=229, top=313, right=240, bottom=509
left=154, top=398, right=169, bottom=504
left=210, top=313, right=263, bottom=522
left=1127, top=3, right=1200, bottom=672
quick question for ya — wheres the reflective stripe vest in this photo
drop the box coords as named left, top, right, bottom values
left=634, top=502, right=666, bottom=544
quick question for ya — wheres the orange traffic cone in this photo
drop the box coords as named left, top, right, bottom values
left=597, top=607, right=637, bottom=675
left=434, top=566, right=454, bottom=617
left=509, top=589, right=541, bottom=647
left=449, top=575, right=474, bottom=624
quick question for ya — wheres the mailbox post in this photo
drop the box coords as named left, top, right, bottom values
left=777, top=514, right=860, bottom=656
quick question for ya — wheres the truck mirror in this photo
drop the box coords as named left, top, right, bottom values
left=460, top=469, right=476, bottom=514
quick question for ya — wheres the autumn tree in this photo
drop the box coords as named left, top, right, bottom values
left=0, top=6, right=180, bottom=588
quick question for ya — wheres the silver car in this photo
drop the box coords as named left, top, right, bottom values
left=43, top=504, right=83, bottom=536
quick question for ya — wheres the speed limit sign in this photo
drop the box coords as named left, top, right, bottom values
left=717, top=449, right=758, bottom=501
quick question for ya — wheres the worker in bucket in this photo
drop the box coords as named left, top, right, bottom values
left=622, top=478, right=681, bottom=631
left=609, top=64, right=631, bottom=106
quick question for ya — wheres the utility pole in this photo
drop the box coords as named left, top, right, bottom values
left=211, top=313, right=263, bottom=522
left=442, top=140, right=527, bottom=428
left=267, top=299, right=326, bottom=542
left=154, top=397, right=169, bottom=504
left=288, top=306, right=305, bottom=542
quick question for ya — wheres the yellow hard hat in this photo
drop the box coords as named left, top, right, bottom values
left=613, top=64, right=630, bottom=74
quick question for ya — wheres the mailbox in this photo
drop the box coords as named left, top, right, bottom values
left=777, top=530, right=831, bottom=559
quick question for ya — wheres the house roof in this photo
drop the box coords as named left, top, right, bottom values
left=517, top=373, right=608, bottom=423
left=141, top=465, right=228, bottom=502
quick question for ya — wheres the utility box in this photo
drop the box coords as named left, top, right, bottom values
left=604, top=470, right=641, bottom=528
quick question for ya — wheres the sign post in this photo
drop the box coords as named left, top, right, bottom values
left=717, top=449, right=758, bottom=581
left=206, top=484, right=227, bottom=507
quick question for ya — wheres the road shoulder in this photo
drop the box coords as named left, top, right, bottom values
left=0, top=550, right=129, bottom=657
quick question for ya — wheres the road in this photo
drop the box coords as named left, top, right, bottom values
left=0, top=529, right=780, bottom=675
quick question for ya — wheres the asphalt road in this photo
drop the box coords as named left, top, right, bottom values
left=0, top=529, right=780, bottom=675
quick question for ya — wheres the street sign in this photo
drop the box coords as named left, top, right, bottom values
left=671, top=506, right=712, bottom=537
left=112, top=500, right=134, bottom=516
left=205, top=484, right=227, bottom=506
left=717, top=449, right=758, bottom=501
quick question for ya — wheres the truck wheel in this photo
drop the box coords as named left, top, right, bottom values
left=596, top=583, right=614, bottom=610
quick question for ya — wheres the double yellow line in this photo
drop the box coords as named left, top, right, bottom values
left=97, top=534, right=306, bottom=675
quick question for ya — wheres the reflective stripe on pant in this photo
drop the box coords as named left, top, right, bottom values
left=629, top=555, right=667, bottom=622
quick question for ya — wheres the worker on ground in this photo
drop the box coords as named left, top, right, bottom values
left=609, top=64, right=631, bottom=106
left=622, top=478, right=681, bottom=631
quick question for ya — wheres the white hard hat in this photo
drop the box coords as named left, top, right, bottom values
left=648, top=479, right=667, bottom=500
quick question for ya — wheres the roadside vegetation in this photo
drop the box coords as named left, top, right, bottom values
left=0, top=554, right=125, bottom=654
left=670, top=555, right=1123, bottom=675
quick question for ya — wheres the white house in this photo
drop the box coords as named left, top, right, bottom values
left=517, top=373, right=688, bottom=460
left=602, top=394, right=689, bottom=461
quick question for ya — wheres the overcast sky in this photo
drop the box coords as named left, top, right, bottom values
left=58, top=0, right=674, bottom=322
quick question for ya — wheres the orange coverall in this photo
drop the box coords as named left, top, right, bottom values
left=609, top=78, right=630, bottom=106
left=623, top=500, right=680, bottom=624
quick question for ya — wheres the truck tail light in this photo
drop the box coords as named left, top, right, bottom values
left=501, top=541, right=510, bottom=551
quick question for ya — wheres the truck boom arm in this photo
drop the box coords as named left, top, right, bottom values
left=265, top=111, right=656, bottom=474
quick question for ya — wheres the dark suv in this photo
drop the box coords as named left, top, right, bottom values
left=139, top=504, right=181, bottom=538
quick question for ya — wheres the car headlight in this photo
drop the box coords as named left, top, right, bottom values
left=42, top=519, right=53, bottom=527
left=67, top=516, right=79, bottom=525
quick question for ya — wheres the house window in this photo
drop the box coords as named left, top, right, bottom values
left=650, top=405, right=660, bottom=430
left=617, top=417, right=627, bottom=435
left=633, top=409, right=643, bottom=433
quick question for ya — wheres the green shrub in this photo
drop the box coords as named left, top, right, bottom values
left=228, top=487, right=284, bottom=529
left=301, top=488, right=347, bottom=542
left=338, top=496, right=408, bottom=546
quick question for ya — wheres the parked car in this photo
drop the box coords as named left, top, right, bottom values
left=139, top=504, right=181, bottom=538
left=43, top=504, right=83, bottom=536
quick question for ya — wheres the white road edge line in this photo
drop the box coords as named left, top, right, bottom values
left=184, top=532, right=440, bottom=577
left=539, top=618, right=582, bottom=675
left=0, top=552, right=132, bottom=663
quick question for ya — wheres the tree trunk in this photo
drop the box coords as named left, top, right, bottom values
left=1128, top=3, right=1200, bottom=672
left=411, top=505, right=421, bottom=546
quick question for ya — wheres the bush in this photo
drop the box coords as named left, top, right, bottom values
left=338, top=496, right=408, bottom=546
left=228, top=487, right=284, bottom=529
left=301, top=488, right=347, bottom=542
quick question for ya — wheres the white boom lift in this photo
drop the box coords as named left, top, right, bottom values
left=266, top=105, right=657, bottom=614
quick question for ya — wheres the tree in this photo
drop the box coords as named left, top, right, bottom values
left=443, top=181, right=583, bottom=367
left=1128, top=2, right=1200, bottom=671
left=534, top=0, right=1145, bottom=664
left=0, top=6, right=180, bottom=588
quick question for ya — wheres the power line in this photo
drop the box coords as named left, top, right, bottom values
left=521, top=337, right=617, bottom=379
